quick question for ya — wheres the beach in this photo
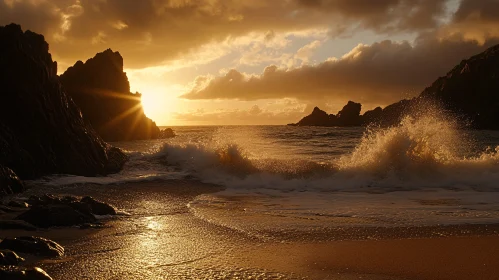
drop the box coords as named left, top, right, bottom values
left=3, top=180, right=498, bottom=280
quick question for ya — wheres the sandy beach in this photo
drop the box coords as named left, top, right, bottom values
left=2, top=180, right=498, bottom=280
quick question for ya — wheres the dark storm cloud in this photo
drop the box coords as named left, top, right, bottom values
left=295, top=0, right=448, bottom=32
left=182, top=34, right=499, bottom=105
left=0, top=0, right=451, bottom=69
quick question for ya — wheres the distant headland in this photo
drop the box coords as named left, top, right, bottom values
left=289, top=43, right=499, bottom=129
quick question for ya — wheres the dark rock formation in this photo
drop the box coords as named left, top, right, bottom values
left=417, top=44, right=499, bottom=129
left=159, top=128, right=176, bottom=138
left=0, top=24, right=127, bottom=183
left=81, top=196, right=116, bottom=215
left=7, top=201, right=29, bottom=208
left=17, top=204, right=97, bottom=228
left=0, top=250, right=24, bottom=265
left=0, top=166, right=24, bottom=196
left=18, top=194, right=116, bottom=227
left=60, top=49, right=161, bottom=141
left=0, top=266, right=53, bottom=280
left=336, top=101, right=362, bottom=126
left=295, top=107, right=333, bottom=126
left=293, top=102, right=363, bottom=127
left=291, top=44, right=499, bottom=129
left=0, top=236, right=64, bottom=257
left=0, top=220, right=37, bottom=231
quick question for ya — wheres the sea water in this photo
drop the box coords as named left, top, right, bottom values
left=34, top=114, right=499, bottom=234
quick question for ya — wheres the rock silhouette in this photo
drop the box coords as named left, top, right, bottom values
left=293, top=101, right=363, bottom=127
left=291, top=44, right=499, bottom=129
left=60, top=49, right=161, bottom=141
left=0, top=24, right=127, bottom=185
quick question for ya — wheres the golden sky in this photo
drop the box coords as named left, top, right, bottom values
left=2, top=0, right=499, bottom=125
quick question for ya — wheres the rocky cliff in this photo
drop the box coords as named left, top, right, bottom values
left=291, top=44, right=499, bottom=129
left=60, top=49, right=161, bottom=141
left=292, top=101, right=363, bottom=127
left=0, top=24, right=127, bottom=195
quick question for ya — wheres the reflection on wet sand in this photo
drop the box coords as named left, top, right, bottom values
left=5, top=180, right=499, bottom=280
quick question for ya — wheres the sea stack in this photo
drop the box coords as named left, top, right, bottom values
left=60, top=49, right=161, bottom=141
left=0, top=23, right=127, bottom=186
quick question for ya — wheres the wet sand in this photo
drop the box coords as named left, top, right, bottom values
left=2, top=180, right=499, bottom=279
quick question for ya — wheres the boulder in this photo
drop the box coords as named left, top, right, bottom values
left=0, top=166, right=24, bottom=196
left=159, top=128, right=176, bottom=138
left=0, top=24, right=127, bottom=181
left=81, top=196, right=117, bottom=215
left=16, top=204, right=96, bottom=228
left=0, top=250, right=25, bottom=265
left=60, top=49, right=161, bottom=141
left=0, top=220, right=37, bottom=231
left=0, top=236, right=64, bottom=257
left=0, top=266, right=53, bottom=280
left=7, top=201, right=29, bottom=208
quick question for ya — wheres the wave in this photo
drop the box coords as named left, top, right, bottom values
left=34, top=112, right=499, bottom=192
left=148, top=113, right=499, bottom=192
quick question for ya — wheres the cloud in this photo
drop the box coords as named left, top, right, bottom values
left=439, top=0, right=499, bottom=44
left=0, top=0, right=451, bottom=69
left=182, top=34, right=499, bottom=107
left=173, top=104, right=306, bottom=125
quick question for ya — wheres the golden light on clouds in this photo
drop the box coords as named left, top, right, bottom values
left=2, top=0, right=499, bottom=125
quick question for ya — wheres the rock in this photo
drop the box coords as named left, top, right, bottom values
left=0, top=24, right=127, bottom=181
left=7, top=201, right=29, bottom=208
left=336, top=101, right=362, bottom=126
left=418, top=44, right=499, bottom=129
left=0, top=220, right=37, bottom=231
left=81, top=196, right=117, bottom=215
left=16, top=204, right=96, bottom=228
left=159, top=128, right=176, bottom=138
left=295, top=107, right=333, bottom=126
left=0, top=266, right=53, bottom=280
left=291, top=44, right=499, bottom=129
left=292, top=102, right=362, bottom=127
left=60, top=49, right=161, bottom=141
left=0, top=236, right=64, bottom=257
left=0, top=250, right=25, bottom=265
left=27, top=194, right=61, bottom=207
left=0, top=166, right=25, bottom=196
left=0, top=205, right=24, bottom=213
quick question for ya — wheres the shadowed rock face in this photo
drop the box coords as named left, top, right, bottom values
left=0, top=24, right=127, bottom=182
left=60, top=49, right=161, bottom=141
left=418, top=44, right=499, bottom=129
left=294, top=102, right=363, bottom=127
left=292, top=44, right=499, bottom=129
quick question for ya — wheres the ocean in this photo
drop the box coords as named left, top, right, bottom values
left=32, top=115, right=499, bottom=234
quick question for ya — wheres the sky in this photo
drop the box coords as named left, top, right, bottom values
left=2, top=0, right=499, bottom=126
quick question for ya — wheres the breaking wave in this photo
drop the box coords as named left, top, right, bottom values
left=145, top=114, right=499, bottom=192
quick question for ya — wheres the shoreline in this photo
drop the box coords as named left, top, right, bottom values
left=2, top=180, right=499, bottom=279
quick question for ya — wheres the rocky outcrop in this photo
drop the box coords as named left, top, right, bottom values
left=0, top=24, right=127, bottom=184
left=17, top=194, right=116, bottom=227
left=159, top=128, right=176, bottom=138
left=0, top=166, right=24, bottom=196
left=0, top=236, right=64, bottom=257
left=60, top=49, right=161, bottom=141
left=294, top=107, right=332, bottom=126
left=417, top=44, right=499, bottom=129
left=0, top=250, right=24, bottom=265
left=0, top=266, right=53, bottom=280
left=292, top=101, right=363, bottom=127
left=291, top=44, right=499, bottom=129
left=17, top=204, right=97, bottom=228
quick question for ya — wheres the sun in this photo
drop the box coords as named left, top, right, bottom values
left=140, top=91, right=174, bottom=125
